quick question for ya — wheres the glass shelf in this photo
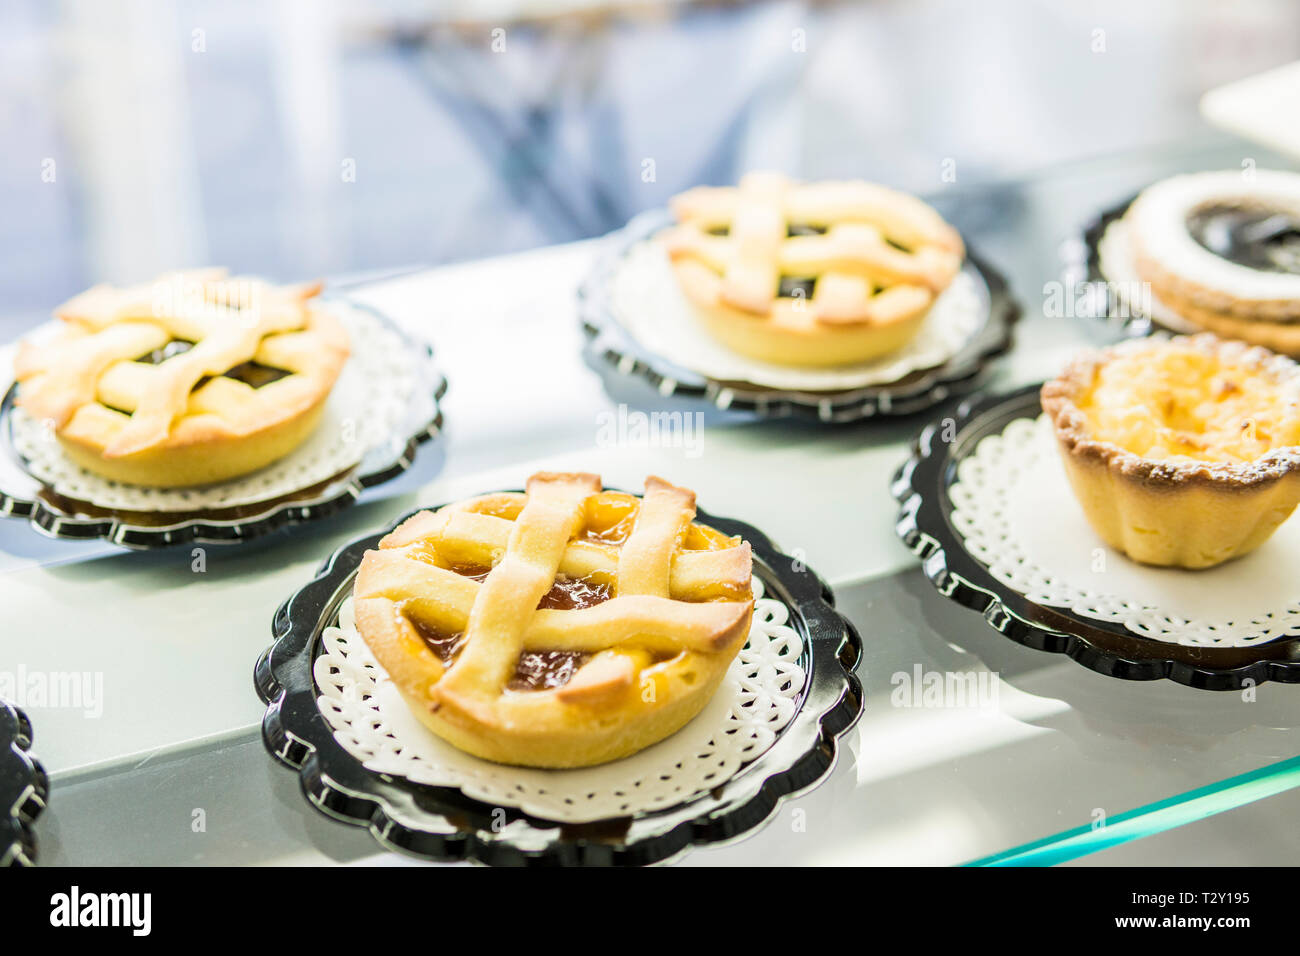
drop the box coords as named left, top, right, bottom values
left=4, top=126, right=1299, bottom=865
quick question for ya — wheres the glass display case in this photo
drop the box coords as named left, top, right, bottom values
left=1, top=0, right=1298, bottom=870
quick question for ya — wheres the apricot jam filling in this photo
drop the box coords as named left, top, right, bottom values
left=403, top=566, right=616, bottom=690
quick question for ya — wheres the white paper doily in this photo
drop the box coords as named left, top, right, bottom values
left=1097, top=217, right=1198, bottom=332
left=608, top=239, right=985, bottom=392
left=950, top=413, right=1300, bottom=647
left=8, top=300, right=418, bottom=512
left=314, top=577, right=807, bottom=823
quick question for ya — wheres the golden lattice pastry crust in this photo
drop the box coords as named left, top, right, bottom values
left=14, top=269, right=348, bottom=487
left=661, top=171, right=964, bottom=367
left=1042, top=334, right=1300, bottom=569
left=354, top=472, right=754, bottom=768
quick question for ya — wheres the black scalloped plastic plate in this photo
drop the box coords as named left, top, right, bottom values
left=892, top=384, right=1300, bottom=691
left=255, top=496, right=863, bottom=866
left=0, top=699, right=47, bottom=867
left=0, top=299, right=447, bottom=549
left=579, top=210, right=1020, bottom=423
left=1079, top=192, right=1183, bottom=337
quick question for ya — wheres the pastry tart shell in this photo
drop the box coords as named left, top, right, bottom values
left=352, top=476, right=757, bottom=769
left=23, top=305, right=348, bottom=488
left=358, top=597, right=751, bottom=768
left=1051, top=445, right=1300, bottom=570
left=671, top=260, right=930, bottom=367
left=55, top=397, right=331, bottom=488
left=661, top=172, right=963, bottom=369
left=1041, top=335, right=1300, bottom=569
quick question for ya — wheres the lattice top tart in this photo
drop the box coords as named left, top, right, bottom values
left=353, top=472, right=755, bottom=768
left=661, top=171, right=964, bottom=367
left=14, top=268, right=348, bottom=487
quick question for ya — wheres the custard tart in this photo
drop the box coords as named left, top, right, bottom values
left=661, top=172, right=964, bottom=367
left=1041, top=334, right=1300, bottom=569
left=14, top=269, right=348, bottom=488
left=353, top=472, right=754, bottom=768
